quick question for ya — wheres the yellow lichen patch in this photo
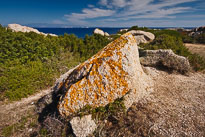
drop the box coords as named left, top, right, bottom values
left=58, top=33, right=137, bottom=117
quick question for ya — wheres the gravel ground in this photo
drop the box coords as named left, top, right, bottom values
left=98, top=68, right=205, bottom=137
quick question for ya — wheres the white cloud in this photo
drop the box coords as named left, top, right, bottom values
left=64, top=0, right=197, bottom=26
left=65, top=8, right=115, bottom=25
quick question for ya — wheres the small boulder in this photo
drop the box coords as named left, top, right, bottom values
left=139, top=49, right=190, bottom=74
left=93, top=28, right=109, bottom=36
left=93, top=28, right=105, bottom=36
left=70, top=115, right=97, bottom=137
left=104, top=32, right=110, bottom=36
left=119, top=29, right=128, bottom=32
left=129, top=30, right=155, bottom=44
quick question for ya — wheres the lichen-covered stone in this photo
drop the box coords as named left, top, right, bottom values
left=57, top=32, right=153, bottom=117
left=139, top=49, right=190, bottom=74
left=70, top=115, right=97, bottom=137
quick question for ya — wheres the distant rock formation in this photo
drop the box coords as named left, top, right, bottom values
left=189, top=26, right=205, bottom=36
left=193, top=26, right=205, bottom=32
left=7, top=24, right=57, bottom=36
left=93, top=28, right=110, bottom=36
left=119, top=29, right=128, bottom=32
left=128, top=30, right=155, bottom=44
left=139, top=49, right=190, bottom=74
left=57, top=32, right=153, bottom=117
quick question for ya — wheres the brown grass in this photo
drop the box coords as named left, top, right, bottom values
left=1, top=68, right=205, bottom=136
left=0, top=89, right=52, bottom=137
left=93, top=68, right=205, bottom=137
left=185, top=43, right=205, bottom=59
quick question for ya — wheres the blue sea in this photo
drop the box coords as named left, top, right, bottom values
left=36, top=28, right=126, bottom=38
left=36, top=27, right=194, bottom=38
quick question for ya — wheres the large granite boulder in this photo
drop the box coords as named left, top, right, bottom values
left=139, top=49, right=190, bottom=74
left=129, top=30, right=155, bottom=44
left=57, top=32, right=153, bottom=117
left=7, top=24, right=57, bottom=36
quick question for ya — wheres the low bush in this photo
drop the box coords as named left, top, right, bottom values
left=0, top=25, right=110, bottom=100
left=140, top=34, right=205, bottom=71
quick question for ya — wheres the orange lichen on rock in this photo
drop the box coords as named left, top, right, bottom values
left=58, top=32, right=148, bottom=117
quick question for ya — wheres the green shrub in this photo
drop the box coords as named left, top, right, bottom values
left=140, top=34, right=205, bottom=71
left=77, top=97, right=126, bottom=121
left=0, top=25, right=110, bottom=100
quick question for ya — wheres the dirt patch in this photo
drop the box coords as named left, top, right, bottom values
left=97, top=68, right=205, bottom=137
left=1, top=68, right=205, bottom=137
left=0, top=88, right=52, bottom=137
left=185, top=43, right=205, bottom=59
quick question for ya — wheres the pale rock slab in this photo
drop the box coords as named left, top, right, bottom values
left=7, top=24, right=57, bottom=36
left=129, top=30, right=155, bottom=44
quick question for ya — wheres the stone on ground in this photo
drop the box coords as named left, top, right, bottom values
left=70, top=115, right=97, bottom=137
left=57, top=32, right=153, bottom=117
left=140, top=49, right=190, bottom=74
left=93, top=28, right=109, bottom=36
left=129, top=30, right=155, bottom=44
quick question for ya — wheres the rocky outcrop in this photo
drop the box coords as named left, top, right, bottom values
left=139, top=49, right=190, bottom=74
left=56, top=32, right=153, bottom=117
left=119, top=29, right=128, bottom=32
left=7, top=24, right=57, bottom=36
left=189, top=26, right=205, bottom=36
left=193, top=26, right=205, bottom=33
left=129, top=30, right=155, bottom=44
left=94, top=28, right=109, bottom=36
left=70, top=115, right=97, bottom=137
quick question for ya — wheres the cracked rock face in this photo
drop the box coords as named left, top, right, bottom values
left=57, top=32, right=153, bottom=117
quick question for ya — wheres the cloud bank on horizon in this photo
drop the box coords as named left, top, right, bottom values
left=62, top=0, right=205, bottom=27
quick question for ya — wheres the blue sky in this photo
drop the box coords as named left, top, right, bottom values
left=0, top=0, right=205, bottom=27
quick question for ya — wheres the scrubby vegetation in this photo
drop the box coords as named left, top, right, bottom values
left=1, top=24, right=205, bottom=101
left=0, top=25, right=110, bottom=100
left=77, top=97, right=126, bottom=121
left=182, top=33, right=205, bottom=44
left=140, top=34, right=205, bottom=71
left=126, top=26, right=205, bottom=71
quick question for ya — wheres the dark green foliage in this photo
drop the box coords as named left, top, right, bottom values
left=128, top=25, right=150, bottom=32
left=0, top=25, right=110, bottom=100
left=140, top=34, right=205, bottom=71
left=181, top=33, right=194, bottom=43
left=77, top=97, right=126, bottom=121
left=182, top=33, right=205, bottom=44
left=195, top=33, right=205, bottom=44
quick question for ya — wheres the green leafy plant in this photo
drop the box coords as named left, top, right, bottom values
left=0, top=25, right=110, bottom=100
